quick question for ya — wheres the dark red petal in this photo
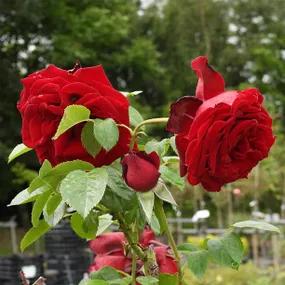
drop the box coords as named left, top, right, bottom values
left=175, top=135, right=189, bottom=177
left=39, top=64, right=70, bottom=79
left=191, top=56, right=225, bottom=101
left=93, top=255, right=132, bottom=273
left=200, top=173, right=223, bottom=192
left=139, top=228, right=155, bottom=247
left=154, top=247, right=178, bottom=275
left=166, top=96, right=202, bottom=134
left=195, top=91, right=238, bottom=117
left=136, top=151, right=160, bottom=170
left=74, top=65, right=112, bottom=87
left=89, top=232, right=126, bottom=255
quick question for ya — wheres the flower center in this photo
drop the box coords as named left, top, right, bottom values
left=69, top=93, right=80, bottom=103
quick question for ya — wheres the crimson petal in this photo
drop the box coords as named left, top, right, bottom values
left=166, top=96, right=202, bottom=134
left=191, top=56, right=225, bottom=101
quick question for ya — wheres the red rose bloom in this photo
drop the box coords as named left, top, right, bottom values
left=167, top=56, right=275, bottom=192
left=18, top=64, right=130, bottom=166
left=121, top=151, right=160, bottom=192
left=88, top=229, right=178, bottom=277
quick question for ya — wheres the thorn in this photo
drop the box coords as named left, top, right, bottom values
left=68, top=60, right=81, bottom=74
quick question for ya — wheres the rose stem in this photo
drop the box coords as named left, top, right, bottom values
left=131, top=221, right=138, bottom=285
left=129, top=117, right=169, bottom=149
left=131, top=251, right=137, bottom=285
left=117, top=213, right=146, bottom=260
left=155, top=198, right=182, bottom=283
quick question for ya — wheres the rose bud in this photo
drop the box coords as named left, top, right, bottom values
left=167, top=56, right=274, bottom=192
left=17, top=64, right=130, bottom=166
left=121, top=151, right=160, bottom=192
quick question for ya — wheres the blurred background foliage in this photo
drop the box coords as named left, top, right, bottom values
left=1, top=0, right=285, bottom=230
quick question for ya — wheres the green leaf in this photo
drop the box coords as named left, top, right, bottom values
left=207, top=232, right=243, bottom=269
left=222, top=232, right=244, bottom=264
left=153, top=197, right=167, bottom=234
left=129, top=106, right=144, bottom=127
left=43, top=200, right=65, bottom=227
left=31, top=190, right=52, bottom=227
left=106, top=166, right=134, bottom=200
left=93, top=118, right=119, bottom=151
left=137, top=191, right=155, bottom=223
left=159, top=165, right=184, bottom=191
left=109, top=277, right=132, bottom=285
left=159, top=274, right=178, bottom=285
left=145, top=139, right=169, bottom=157
left=79, top=280, right=108, bottom=285
left=121, top=90, right=143, bottom=97
left=45, top=192, right=62, bottom=216
left=53, top=105, right=91, bottom=139
left=136, top=276, right=158, bottom=285
left=39, top=160, right=52, bottom=176
left=169, top=136, right=178, bottom=155
left=70, top=212, right=98, bottom=239
left=81, top=122, right=102, bottom=157
left=28, top=160, right=94, bottom=193
left=162, top=156, right=179, bottom=164
left=232, top=220, right=280, bottom=234
left=187, top=250, right=209, bottom=278
left=83, top=211, right=99, bottom=233
left=8, top=187, right=46, bottom=206
left=150, top=213, right=160, bottom=235
left=90, top=266, right=121, bottom=281
left=207, top=238, right=233, bottom=268
left=60, top=168, right=108, bottom=218
left=153, top=181, right=177, bottom=206
left=8, top=143, right=32, bottom=163
left=97, top=214, right=113, bottom=236
left=20, top=220, right=50, bottom=251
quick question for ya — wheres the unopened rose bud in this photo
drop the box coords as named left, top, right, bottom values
left=121, top=151, right=160, bottom=192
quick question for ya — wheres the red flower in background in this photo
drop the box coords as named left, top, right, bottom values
left=88, top=229, right=178, bottom=277
left=121, top=151, right=160, bottom=192
left=167, top=56, right=274, bottom=192
left=18, top=64, right=130, bottom=166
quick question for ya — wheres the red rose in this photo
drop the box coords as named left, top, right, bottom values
left=88, top=229, right=178, bottom=277
left=121, top=151, right=160, bottom=192
left=167, top=56, right=275, bottom=192
left=18, top=64, right=130, bottom=166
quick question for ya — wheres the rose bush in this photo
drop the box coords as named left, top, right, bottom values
left=167, top=56, right=275, bottom=192
left=18, top=64, right=130, bottom=166
left=9, top=56, right=279, bottom=285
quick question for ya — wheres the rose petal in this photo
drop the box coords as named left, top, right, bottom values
left=89, top=232, right=126, bottom=255
left=154, top=246, right=178, bottom=275
left=74, top=65, right=112, bottom=87
left=166, top=96, right=202, bottom=134
left=191, top=56, right=225, bottom=101
left=93, top=255, right=132, bottom=273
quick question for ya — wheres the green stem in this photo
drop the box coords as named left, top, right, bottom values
left=117, top=213, right=146, bottom=261
left=131, top=250, right=137, bottom=285
left=130, top=117, right=169, bottom=149
left=155, top=198, right=182, bottom=283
